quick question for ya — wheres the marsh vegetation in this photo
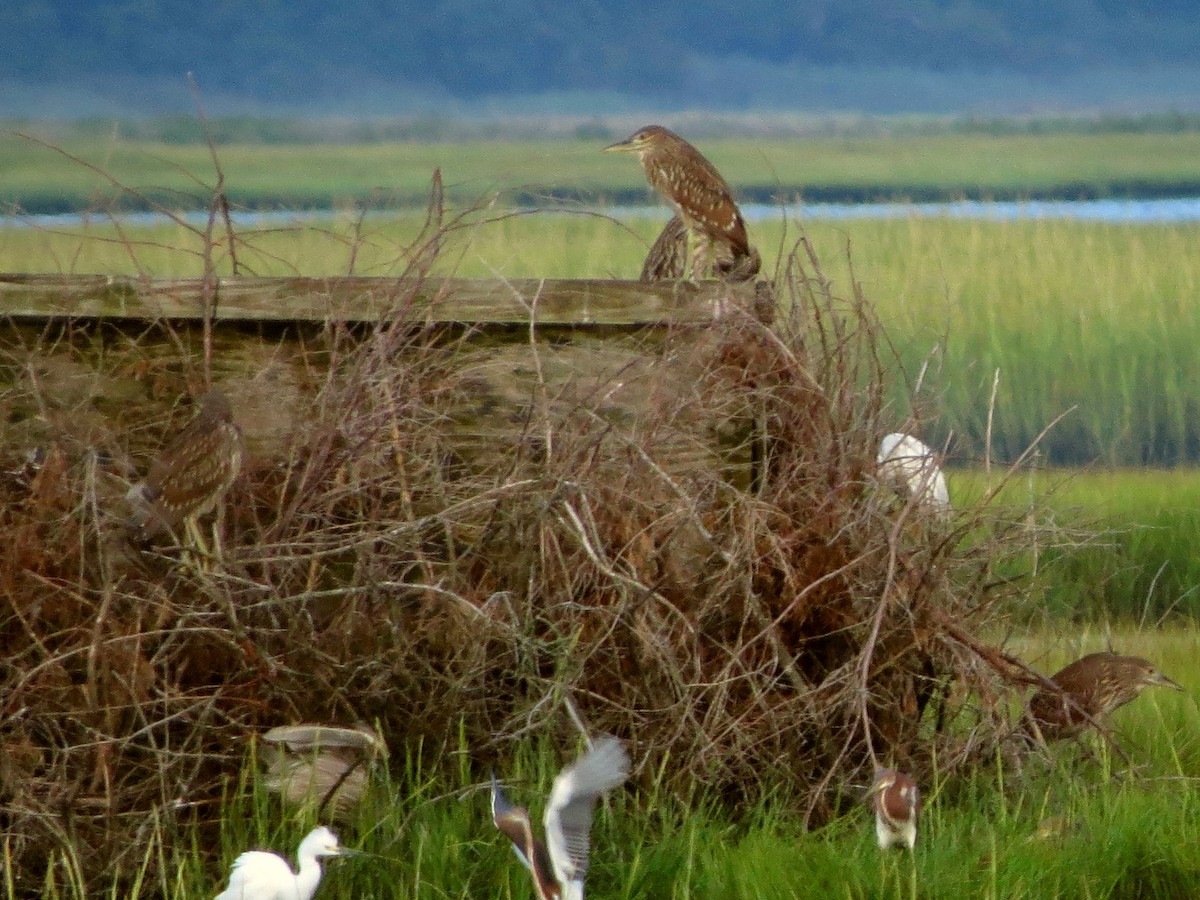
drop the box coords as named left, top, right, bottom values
left=3, top=131, right=1199, bottom=899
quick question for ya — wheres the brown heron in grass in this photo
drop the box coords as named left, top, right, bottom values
left=491, top=735, right=630, bottom=900
left=126, top=390, right=243, bottom=566
left=867, top=768, right=921, bottom=851
left=1027, top=651, right=1183, bottom=742
left=605, top=125, right=760, bottom=283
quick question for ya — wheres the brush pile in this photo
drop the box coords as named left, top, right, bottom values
left=0, top=230, right=1046, bottom=890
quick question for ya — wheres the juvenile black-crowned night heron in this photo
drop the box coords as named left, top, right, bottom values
left=877, top=433, right=951, bottom=517
left=126, top=390, right=243, bottom=564
left=605, top=125, right=760, bottom=283
left=867, top=768, right=921, bottom=851
left=1027, top=651, right=1183, bottom=742
left=491, top=735, right=630, bottom=900
left=639, top=215, right=688, bottom=282
left=261, top=724, right=386, bottom=822
left=214, top=826, right=353, bottom=900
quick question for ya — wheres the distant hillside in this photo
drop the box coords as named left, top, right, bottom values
left=4, top=1, right=1200, bottom=115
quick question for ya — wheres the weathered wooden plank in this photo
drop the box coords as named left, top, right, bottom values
left=0, top=274, right=757, bottom=325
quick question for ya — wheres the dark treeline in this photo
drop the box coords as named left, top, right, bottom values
left=4, top=1, right=1200, bottom=106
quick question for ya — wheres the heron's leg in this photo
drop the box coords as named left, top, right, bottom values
left=210, top=504, right=226, bottom=564
left=687, top=227, right=712, bottom=282
left=185, top=516, right=213, bottom=573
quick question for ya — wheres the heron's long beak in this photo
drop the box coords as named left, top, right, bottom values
left=334, top=847, right=364, bottom=858
left=603, top=138, right=635, bottom=152
left=1150, top=672, right=1184, bottom=691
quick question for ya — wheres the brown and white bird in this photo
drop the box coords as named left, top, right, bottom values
left=867, top=768, right=921, bottom=851
left=639, top=215, right=688, bottom=282
left=491, top=736, right=630, bottom=900
left=605, top=125, right=760, bottom=282
left=261, top=724, right=387, bottom=822
left=126, top=390, right=243, bottom=564
left=1027, top=651, right=1183, bottom=742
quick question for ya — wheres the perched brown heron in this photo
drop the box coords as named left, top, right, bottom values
left=605, top=125, right=760, bottom=282
left=867, top=768, right=921, bottom=851
left=491, top=735, right=630, bottom=900
left=261, top=724, right=387, bottom=822
left=126, top=390, right=243, bottom=564
left=1027, top=651, right=1183, bottom=742
left=639, top=215, right=688, bottom=281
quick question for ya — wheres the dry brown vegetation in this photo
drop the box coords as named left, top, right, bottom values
left=0, top=171, right=1058, bottom=890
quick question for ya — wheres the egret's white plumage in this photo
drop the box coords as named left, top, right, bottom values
left=214, top=826, right=347, bottom=900
left=877, top=433, right=951, bottom=516
left=491, top=736, right=631, bottom=900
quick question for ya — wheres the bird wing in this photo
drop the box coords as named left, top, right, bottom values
left=214, top=850, right=296, bottom=900
left=674, top=178, right=750, bottom=253
left=543, top=737, right=630, bottom=898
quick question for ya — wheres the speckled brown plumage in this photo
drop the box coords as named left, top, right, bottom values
left=607, top=125, right=760, bottom=282
left=639, top=215, right=688, bottom=281
left=127, top=390, right=243, bottom=545
left=1027, top=651, right=1183, bottom=741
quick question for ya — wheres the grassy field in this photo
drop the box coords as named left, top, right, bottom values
left=7, top=131, right=1200, bottom=898
left=952, top=468, right=1200, bottom=622
left=5, top=130, right=1200, bottom=212
left=4, top=207, right=1198, bottom=467
left=33, top=624, right=1200, bottom=898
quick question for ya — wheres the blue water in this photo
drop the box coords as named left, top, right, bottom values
left=745, top=197, right=1200, bottom=223
left=6, top=197, right=1200, bottom=229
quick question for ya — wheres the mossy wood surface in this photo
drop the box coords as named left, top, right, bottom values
left=0, top=273, right=762, bottom=325
left=0, top=275, right=762, bottom=483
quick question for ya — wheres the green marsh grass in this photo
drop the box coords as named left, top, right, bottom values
left=5, top=209, right=1198, bottom=466
left=953, top=468, right=1200, bottom=620
left=28, top=626, right=1199, bottom=900
left=7, top=130, right=1200, bottom=211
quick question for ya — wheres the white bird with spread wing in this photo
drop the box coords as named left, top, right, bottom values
left=491, top=735, right=630, bottom=900
left=213, top=825, right=352, bottom=900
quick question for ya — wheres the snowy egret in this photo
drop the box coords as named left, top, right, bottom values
left=127, top=390, right=243, bottom=565
left=491, top=735, right=630, bottom=900
left=867, top=768, right=921, bottom=851
left=261, top=723, right=386, bottom=821
left=214, top=825, right=350, bottom=900
left=876, top=433, right=950, bottom=516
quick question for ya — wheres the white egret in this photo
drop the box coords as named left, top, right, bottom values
left=214, top=825, right=350, bottom=900
left=491, top=735, right=630, bottom=900
left=877, top=433, right=951, bottom=516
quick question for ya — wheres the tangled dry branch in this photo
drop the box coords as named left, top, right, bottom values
left=0, top=214, right=1057, bottom=890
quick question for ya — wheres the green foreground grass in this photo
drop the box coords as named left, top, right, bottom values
left=36, top=625, right=1200, bottom=899
left=5, top=130, right=1200, bottom=212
